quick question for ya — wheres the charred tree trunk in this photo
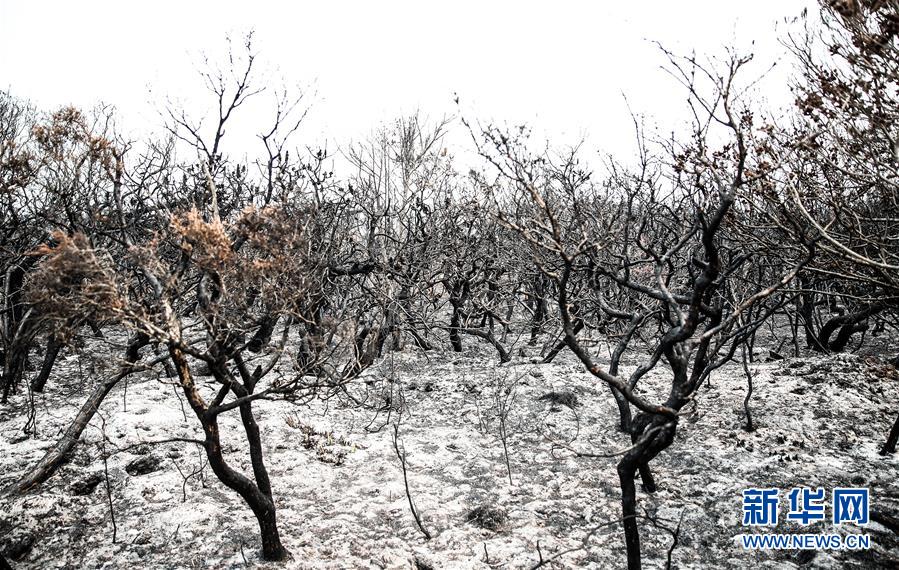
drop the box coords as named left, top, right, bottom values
left=201, top=416, right=287, bottom=561
left=6, top=333, right=148, bottom=494
left=829, top=321, right=868, bottom=352
left=344, top=322, right=390, bottom=379
left=542, top=317, right=583, bottom=364
left=1, top=342, right=29, bottom=403
left=449, top=299, right=463, bottom=353
left=617, top=455, right=641, bottom=570
left=87, top=320, right=104, bottom=338
left=607, top=313, right=651, bottom=433
left=797, top=277, right=819, bottom=349
left=170, top=345, right=288, bottom=561
left=617, top=416, right=677, bottom=570
left=881, top=411, right=899, bottom=455
left=2, top=262, right=36, bottom=403
left=459, top=327, right=511, bottom=363
left=529, top=275, right=548, bottom=345
left=610, top=388, right=632, bottom=434
left=816, top=301, right=886, bottom=352
left=247, top=315, right=279, bottom=353
left=296, top=298, right=326, bottom=373
left=395, top=288, right=432, bottom=350
left=408, top=327, right=433, bottom=351
left=30, top=334, right=63, bottom=393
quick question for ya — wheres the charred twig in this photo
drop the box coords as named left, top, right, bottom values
left=97, top=412, right=117, bottom=544
left=392, top=422, right=432, bottom=540
left=740, top=344, right=755, bottom=432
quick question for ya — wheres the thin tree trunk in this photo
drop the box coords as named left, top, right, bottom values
left=459, top=327, right=510, bottom=363
left=798, top=277, right=818, bottom=349
left=2, top=263, right=32, bottom=403
left=741, top=344, right=755, bottom=432
left=881, top=410, right=899, bottom=455
left=1, top=343, right=29, bottom=403
left=449, top=303, right=463, bottom=353
left=542, top=318, right=583, bottom=364
left=31, top=335, right=62, bottom=393
left=408, top=328, right=433, bottom=351
left=617, top=456, right=642, bottom=570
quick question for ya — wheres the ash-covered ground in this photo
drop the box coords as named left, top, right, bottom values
left=1, top=335, right=898, bottom=569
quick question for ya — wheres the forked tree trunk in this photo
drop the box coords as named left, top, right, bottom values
left=169, top=345, right=288, bottom=561
left=201, top=418, right=288, bottom=561
left=815, top=301, right=886, bottom=352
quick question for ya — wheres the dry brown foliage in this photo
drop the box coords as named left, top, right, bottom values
left=170, top=208, right=235, bottom=270
left=26, top=231, right=124, bottom=330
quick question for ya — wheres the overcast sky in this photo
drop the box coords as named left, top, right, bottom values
left=1, top=1, right=813, bottom=162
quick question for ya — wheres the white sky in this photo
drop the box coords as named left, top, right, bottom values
left=0, top=1, right=813, bottom=163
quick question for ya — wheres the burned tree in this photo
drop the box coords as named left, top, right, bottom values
left=469, top=51, right=813, bottom=569
left=770, top=0, right=899, bottom=452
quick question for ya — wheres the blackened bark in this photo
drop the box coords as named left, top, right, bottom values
left=247, top=315, right=278, bottom=353
left=741, top=344, right=755, bottom=432
left=829, top=321, right=868, bottom=352
left=344, top=324, right=389, bottom=379
left=617, top=457, right=641, bottom=570
left=408, top=328, right=433, bottom=351
left=87, top=320, right=104, bottom=338
left=608, top=313, right=649, bottom=433
left=449, top=302, right=463, bottom=353
left=542, top=318, right=583, bottom=364
left=2, top=260, right=39, bottom=402
left=611, top=389, right=633, bottom=434
left=881, top=410, right=899, bottom=455
left=529, top=274, right=548, bottom=345
left=459, top=327, right=511, bottom=363
left=30, top=334, right=62, bottom=393
left=816, top=301, right=886, bottom=352
left=1, top=344, right=29, bottom=403
left=200, top=416, right=288, bottom=561
left=798, top=277, right=818, bottom=349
